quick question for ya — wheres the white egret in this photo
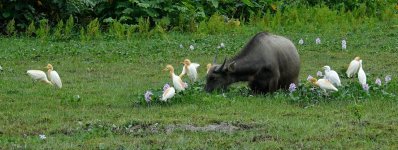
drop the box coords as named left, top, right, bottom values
left=161, top=86, right=175, bottom=101
left=358, top=60, right=366, bottom=85
left=346, top=56, right=360, bottom=78
left=309, top=77, right=338, bottom=92
left=179, top=59, right=200, bottom=82
left=164, top=65, right=186, bottom=92
left=0, top=65, right=3, bottom=71
left=323, top=66, right=341, bottom=86
left=27, top=70, right=52, bottom=85
left=45, top=64, right=62, bottom=88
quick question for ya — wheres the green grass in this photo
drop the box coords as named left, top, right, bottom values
left=1, top=19, right=398, bottom=149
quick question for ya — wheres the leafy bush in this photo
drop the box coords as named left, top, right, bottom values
left=64, top=15, right=75, bottom=39
left=86, top=18, right=100, bottom=40
left=37, top=19, right=49, bottom=41
left=53, top=20, right=64, bottom=40
left=0, top=0, right=395, bottom=35
left=6, top=19, right=16, bottom=37
left=26, top=21, right=36, bottom=37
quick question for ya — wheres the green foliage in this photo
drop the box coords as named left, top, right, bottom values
left=64, top=15, right=75, bottom=39
left=6, top=19, right=16, bottom=36
left=108, top=20, right=126, bottom=40
left=37, top=19, right=49, bottom=41
left=53, top=20, right=64, bottom=40
left=206, top=13, right=225, bottom=34
left=26, top=21, right=36, bottom=37
left=126, top=25, right=137, bottom=39
left=349, top=103, right=363, bottom=123
left=79, top=27, right=86, bottom=42
left=86, top=18, right=100, bottom=40
left=1, top=1, right=396, bottom=34
left=138, top=17, right=150, bottom=34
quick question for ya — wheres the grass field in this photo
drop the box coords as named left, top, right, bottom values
left=1, top=19, right=398, bottom=149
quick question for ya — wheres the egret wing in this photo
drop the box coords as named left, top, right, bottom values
left=27, top=70, right=47, bottom=81
left=50, top=71, right=62, bottom=88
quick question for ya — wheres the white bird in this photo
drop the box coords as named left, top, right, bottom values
left=309, top=77, right=338, bottom=92
left=358, top=60, right=366, bottom=85
left=206, top=63, right=212, bottom=74
left=323, top=66, right=341, bottom=86
left=27, top=70, right=52, bottom=85
left=161, top=86, right=175, bottom=101
left=164, top=65, right=187, bottom=92
left=179, top=59, right=200, bottom=82
left=346, top=56, right=360, bottom=78
left=45, top=64, right=62, bottom=88
left=0, top=65, right=3, bottom=71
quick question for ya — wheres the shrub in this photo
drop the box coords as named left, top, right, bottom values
left=37, top=19, right=49, bottom=41
left=26, top=21, right=36, bottom=37
left=53, top=20, right=64, bottom=40
left=6, top=19, right=16, bottom=36
left=64, top=15, right=75, bottom=39
left=86, top=18, right=100, bottom=40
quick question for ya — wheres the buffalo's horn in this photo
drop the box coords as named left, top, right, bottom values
left=215, top=58, right=227, bottom=72
left=213, top=48, right=220, bottom=64
left=213, top=55, right=217, bottom=64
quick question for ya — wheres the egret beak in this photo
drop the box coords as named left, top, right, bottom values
left=163, top=68, right=168, bottom=71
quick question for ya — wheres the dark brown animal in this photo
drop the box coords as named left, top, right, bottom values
left=205, top=32, right=300, bottom=93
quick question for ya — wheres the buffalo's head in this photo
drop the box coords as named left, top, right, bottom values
left=205, top=58, right=236, bottom=92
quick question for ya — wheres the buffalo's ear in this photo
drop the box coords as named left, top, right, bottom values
left=227, top=61, right=236, bottom=72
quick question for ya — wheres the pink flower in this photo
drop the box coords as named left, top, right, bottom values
left=163, top=83, right=170, bottom=92
left=385, top=75, right=392, bottom=84
left=144, top=91, right=153, bottom=103
left=307, top=75, right=313, bottom=81
left=362, top=84, right=369, bottom=92
left=375, top=78, right=381, bottom=86
left=316, top=71, right=323, bottom=77
left=288, top=83, right=297, bottom=93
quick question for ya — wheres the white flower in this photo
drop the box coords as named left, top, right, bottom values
left=375, top=78, right=381, bottom=86
left=298, top=39, right=304, bottom=45
left=179, top=44, right=184, bottom=49
left=342, top=39, right=347, bottom=50
left=220, top=43, right=225, bottom=48
left=39, top=134, right=46, bottom=140
left=315, top=37, right=321, bottom=44
left=189, top=45, right=194, bottom=50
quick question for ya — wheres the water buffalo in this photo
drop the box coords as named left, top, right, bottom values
left=205, top=32, right=300, bottom=93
